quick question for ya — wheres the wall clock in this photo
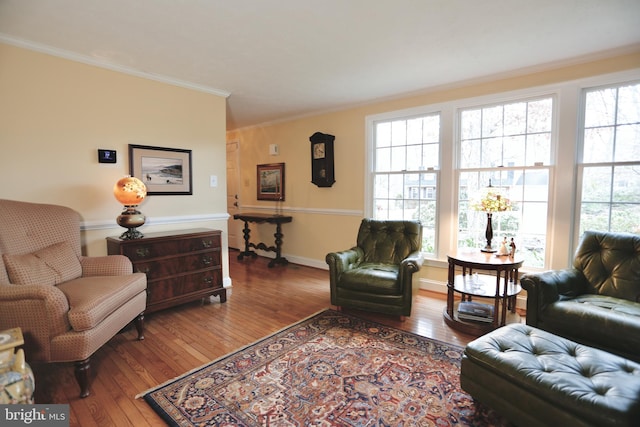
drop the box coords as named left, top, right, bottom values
left=309, top=132, right=335, bottom=187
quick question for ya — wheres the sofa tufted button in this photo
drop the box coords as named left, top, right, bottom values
left=593, top=386, right=609, bottom=396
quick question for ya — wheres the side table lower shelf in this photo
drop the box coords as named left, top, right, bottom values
left=444, top=251, right=524, bottom=336
left=443, top=301, right=521, bottom=336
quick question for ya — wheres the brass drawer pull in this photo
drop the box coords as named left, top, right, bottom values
left=136, top=247, right=150, bottom=258
left=202, top=256, right=212, bottom=266
left=201, top=240, right=213, bottom=248
left=203, top=276, right=213, bottom=285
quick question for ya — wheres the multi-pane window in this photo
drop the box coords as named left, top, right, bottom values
left=372, top=114, right=440, bottom=254
left=578, top=81, right=640, bottom=235
left=457, top=97, right=554, bottom=268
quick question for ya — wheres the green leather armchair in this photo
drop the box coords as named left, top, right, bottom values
left=521, top=230, right=640, bottom=362
left=326, top=219, right=423, bottom=318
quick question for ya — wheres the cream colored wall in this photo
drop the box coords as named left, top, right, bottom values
left=0, top=43, right=231, bottom=284
left=228, top=51, right=640, bottom=292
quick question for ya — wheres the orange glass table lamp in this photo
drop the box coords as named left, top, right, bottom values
left=114, top=176, right=147, bottom=240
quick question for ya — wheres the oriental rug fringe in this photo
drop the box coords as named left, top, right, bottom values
left=140, top=309, right=508, bottom=426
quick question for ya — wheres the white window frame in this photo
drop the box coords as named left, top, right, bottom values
left=365, top=105, right=444, bottom=256
left=575, top=78, right=640, bottom=238
left=455, top=94, right=557, bottom=269
left=365, top=68, right=640, bottom=271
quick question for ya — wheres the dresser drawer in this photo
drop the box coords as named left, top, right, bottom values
left=122, top=234, right=221, bottom=261
left=133, top=251, right=221, bottom=279
left=147, top=270, right=223, bottom=304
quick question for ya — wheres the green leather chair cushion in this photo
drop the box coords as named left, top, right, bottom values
left=339, top=263, right=400, bottom=295
left=540, top=295, right=640, bottom=362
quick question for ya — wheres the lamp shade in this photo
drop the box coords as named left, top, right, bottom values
left=471, top=184, right=511, bottom=213
left=113, top=176, right=147, bottom=206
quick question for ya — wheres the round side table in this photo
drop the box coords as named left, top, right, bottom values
left=443, top=251, right=523, bottom=335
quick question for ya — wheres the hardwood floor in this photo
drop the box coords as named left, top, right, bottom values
left=32, top=250, right=480, bottom=426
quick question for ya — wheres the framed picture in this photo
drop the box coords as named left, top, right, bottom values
left=257, top=163, right=285, bottom=201
left=129, top=144, right=193, bottom=195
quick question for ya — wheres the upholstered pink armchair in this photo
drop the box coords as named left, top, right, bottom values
left=0, top=199, right=147, bottom=398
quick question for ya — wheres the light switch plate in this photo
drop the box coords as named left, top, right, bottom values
left=209, top=175, right=218, bottom=187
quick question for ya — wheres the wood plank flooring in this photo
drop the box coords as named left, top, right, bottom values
left=31, top=250, right=481, bottom=426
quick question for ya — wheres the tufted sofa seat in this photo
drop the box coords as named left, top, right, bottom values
left=326, top=219, right=423, bottom=317
left=521, top=231, right=640, bottom=363
left=461, top=323, right=640, bottom=427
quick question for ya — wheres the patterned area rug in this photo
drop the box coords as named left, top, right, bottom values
left=141, top=309, right=508, bottom=426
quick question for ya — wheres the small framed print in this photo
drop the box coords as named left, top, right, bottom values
left=129, top=144, right=192, bottom=195
left=257, top=163, right=285, bottom=201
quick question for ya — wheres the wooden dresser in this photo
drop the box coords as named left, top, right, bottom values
left=107, top=228, right=226, bottom=313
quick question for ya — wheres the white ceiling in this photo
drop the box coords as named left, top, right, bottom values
left=1, top=0, right=639, bottom=130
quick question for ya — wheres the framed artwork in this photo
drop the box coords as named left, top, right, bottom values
left=129, top=144, right=193, bottom=195
left=257, top=163, right=285, bottom=201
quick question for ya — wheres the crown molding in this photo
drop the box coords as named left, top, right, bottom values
left=0, top=34, right=230, bottom=98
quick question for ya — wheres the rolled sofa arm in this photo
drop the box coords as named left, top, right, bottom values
left=80, top=255, right=133, bottom=277
left=520, top=269, right=587, bottom=326
left=401, top=250, right=424, bottom=274
left=326, top=247, right=363, bottom=306
left=0, top=283, right=71, bottom=360
left=326, top=248, right=362, bottom=277
left=400, top=250, right=424, bottom=298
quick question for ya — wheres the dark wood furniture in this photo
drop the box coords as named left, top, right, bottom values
left=443, top=251, right=523, bottom=335
left=107, top=228, right=225, bottom=313
left=309, top=131, right=335, bottom=187
left=233, top=212, right=292, bottom=267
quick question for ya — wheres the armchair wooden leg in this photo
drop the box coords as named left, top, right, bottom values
left=135, top=312, right=145, bottom=340
left=75, top=358, right=91, bottom=398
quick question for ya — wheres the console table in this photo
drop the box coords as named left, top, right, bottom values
left=233, top=212, right=292, bottom=267
left=443, top=251, right=523, bottom=335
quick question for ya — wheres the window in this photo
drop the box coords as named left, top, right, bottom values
left=457, top=97, right=554, bottom=268
left=371, top=114, right=440, bottom=254
left=578, top=81, right=640, bottom=235
left=366, top=70, right=639, bottom=271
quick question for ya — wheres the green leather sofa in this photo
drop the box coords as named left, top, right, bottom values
left=521, top=230, right=640, bottom=363
left=326, top=219, right=423, bottom=317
